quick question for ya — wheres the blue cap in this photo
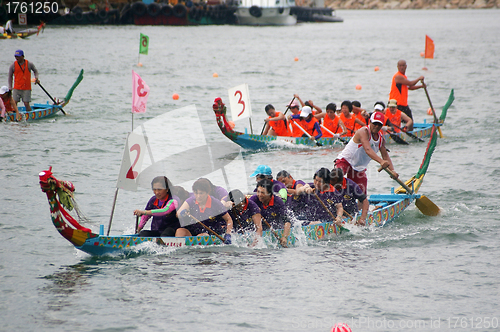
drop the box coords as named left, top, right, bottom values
left=15, top=50, right=24, bottom=57
left=250, top=165, right=272, bottom=177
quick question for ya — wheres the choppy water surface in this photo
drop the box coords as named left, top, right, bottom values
left=1, top=9, right=499, bottom=332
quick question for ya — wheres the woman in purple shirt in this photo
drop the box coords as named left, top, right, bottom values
left=176, top=178, right=233, bottom=244
left=226, top=189, right=263, bottom=246
left=249, top=179, right=291, bottom=247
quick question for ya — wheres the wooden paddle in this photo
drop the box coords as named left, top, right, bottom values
left=292, top=121, right=322, bottom=146
left=186, top=212, right=226, bottom=242
left=388, top=122, right=425, bottom=142
left=36, top=82, right=67, bottom=115
left=312, top=192, right=344, bottom=228
left=260, top=96, right=296, bottom=135
left=387, top=131, right=409, bottom=145
left=319, top=124, right=348, bottom=144
left=262, top=218, right=287, bottom=248
left=422, top=81, right=443, bottom=138
left=135, top=215, right=139, bottom=234
left=378, top=165, right=440, bottom=216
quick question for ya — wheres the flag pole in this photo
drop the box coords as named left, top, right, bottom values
left=107, top=188, right=119, bottom=235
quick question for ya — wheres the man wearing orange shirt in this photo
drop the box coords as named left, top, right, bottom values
left=389, top=59, right=425, bottom=120
left=8, top=50, right=40, bottom=113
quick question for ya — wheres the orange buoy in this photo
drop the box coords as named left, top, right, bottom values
left=420, top=52, right=424, bottom=57
left=422, top=66, right=428, bottom=71
left=294, top=57, right=299, bottom=62
left=172, top=93, right=179, bottom=100
left=228, top=121, right=235, bottom=129
left=137, top=62, right=143, bottom=67
left=31, top=77, right=36, bottom=82
left=213, top=72, right=219, bottom=78
left=374, top=66, right=380, bottom=71
left=427, top=107, right=433, bottom=115
left=355, top=84, right=362, bottom=90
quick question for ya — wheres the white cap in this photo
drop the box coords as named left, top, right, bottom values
left=0, top=86, right=9, bottom=95
left=374, top=104, right=385, bottom=111
left=300, top=106, right=312, bottom=117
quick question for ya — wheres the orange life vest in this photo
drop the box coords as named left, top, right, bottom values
left=268, top=111, right=290, bottom=136
left=389, top=72, right=408, bottom=107
left=353, top=111, right=367, bottom=131
left=1, top=94, right=14, bottom=113
left=13, top=60, right=32, bottom=91
left=301, top=117, right=320, bottom=136
left=385, top=108, right=402, bottom=132
left=322, top=113, right=341, bottom=137
left=340, top=113, right=355, bottom=137
left=289, top=118, right=305, bottom=137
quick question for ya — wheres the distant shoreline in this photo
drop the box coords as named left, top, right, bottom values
left=325, top=0, right=499, bottom=10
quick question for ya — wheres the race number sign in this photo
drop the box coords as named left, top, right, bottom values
left=116, top=132, right=148, bottom=191
left=18, top=14, right=27, bottom=25
left=227, top=83, right=252, bottom=121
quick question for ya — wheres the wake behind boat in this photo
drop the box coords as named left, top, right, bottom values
left=213, top=90, right=454, bottom=150
left=39, top=102, right=444, bottom=256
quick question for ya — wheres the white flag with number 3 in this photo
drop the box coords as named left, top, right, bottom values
left=227, top=83, right=252, bottom=121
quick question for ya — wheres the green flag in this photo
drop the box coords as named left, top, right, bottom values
left=139, top=33, right=149, bottom=55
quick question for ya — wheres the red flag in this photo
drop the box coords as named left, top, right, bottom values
left=425, top=35, right=434, bottom=59
left=131, top=70, right=150, bottom=114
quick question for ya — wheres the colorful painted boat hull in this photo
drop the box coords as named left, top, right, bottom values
left=4, top=102, right=62, bottom=122
left=40, top=168, right=414, bottom=256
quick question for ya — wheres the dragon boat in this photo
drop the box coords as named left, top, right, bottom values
left=39, top=106, right=443, bottom=255
left=4, top=102, right=63, bottom=122
left=3, top=69, right=84, bottom=122
left=0, top=23, right=45, bottom=39
left=213, top=90, right=454, bottom=150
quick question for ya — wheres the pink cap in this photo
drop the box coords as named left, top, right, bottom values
left=288, top=100, right=299, bottom=108
left=370, top=111, right=385, bottom=125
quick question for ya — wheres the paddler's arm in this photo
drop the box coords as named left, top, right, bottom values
left=313, top=122, right=322, bottom=140
left=281, top=222, right=291, bottom=247
left=334, top=202, right=343, bottom=227
left=253, top=213, right=263, bottom=238
left=357, top=197, right=369, bottom=226
left=222, top=212, right=233, bottom=234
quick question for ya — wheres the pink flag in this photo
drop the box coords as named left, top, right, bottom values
left=132, top=70, right=150, bottom=114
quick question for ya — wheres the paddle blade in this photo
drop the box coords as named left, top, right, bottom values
left=415, top=195, right=440, bottom=216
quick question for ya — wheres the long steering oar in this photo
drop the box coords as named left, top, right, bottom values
left=186, top=212, right=226, bottom=243
left=422, top=82, right=444, bottom=138
left=319, top=124, right=348, bottom=145
left=262, top=218, right=287, bottom=248
left=292, top=121, right=322, bottom=146
left=388, top=122, right=425, bottom=142
left=36, top=82, right=67, bottom=115
left=378, top=165, right=440, bottom=216
left=260, top=96, right=296, bottom=135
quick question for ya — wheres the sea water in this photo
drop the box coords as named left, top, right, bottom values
left=0, top=9, right=499, bottom=331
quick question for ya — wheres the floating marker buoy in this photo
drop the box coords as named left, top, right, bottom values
left=294, top=57, right=299, bottom=62
left=355, top=84, right=362, bottom=90
left=228, top=121, right=235, bottom=129
left=172, top=93, right=179, bottom=100
left=374, top=66, right=380, bottom=71
left=422, top=67, right=428, bottom=71
left=213, top=72, right=219, bottom=78
left=427, top=107, right=433, bottom=115
left=420, top=52, right=424, bottom=57
left=31, top=78, right=36, bottom=82
left=137, top=62, right=143, bottom=67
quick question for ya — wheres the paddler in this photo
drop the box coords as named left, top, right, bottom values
left=8, top=50, right=40, bottom=113
left=0, top=86, right=22, bottom=121
left=249, top=179, right=291, bottom=247
left=225, top=189, right=263, bottom=246
left=289, top=106, right=323, bottom=140
left=334, top=111, right=398, bottom=195
left=385, top=99, right=413, bottom=132
left=389, top=59, right=426, bottom=120
left=314, top=103, right=347, bottom=138
left=262, top=104, right=291, bottom=136
left=330, top=168, right=368, bottom=226
left=250, top=164, right=287, bottom=202
left=276, top=170, right=305, bottom=195
left=176, top=178, right=233, bottom=244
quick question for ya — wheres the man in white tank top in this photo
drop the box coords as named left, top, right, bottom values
left=334, top=111, right=399, bottom=194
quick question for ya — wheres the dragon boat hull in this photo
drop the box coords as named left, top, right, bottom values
left=213, top=90, right=454, bottom=150
left=40, top=167, right=414, bottom=256
left=4, top=102, right=63, bottom=122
